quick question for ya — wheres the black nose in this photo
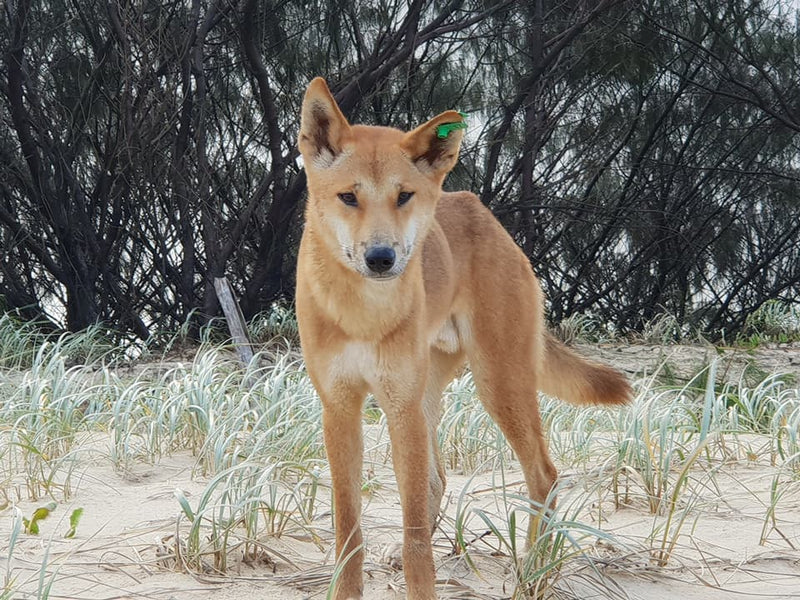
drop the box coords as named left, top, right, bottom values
left=364, top=246, right=396, bottom=274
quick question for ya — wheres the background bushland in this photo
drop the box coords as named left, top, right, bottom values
left=2, top=0, right=798, bottom=340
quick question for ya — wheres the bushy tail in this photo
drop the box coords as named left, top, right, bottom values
left=539, top=332, right=632, bottom=406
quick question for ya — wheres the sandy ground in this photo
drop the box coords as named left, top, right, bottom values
left=2, top=343, right=799, bottom=599
left=4, top=449, right=799, bottom=600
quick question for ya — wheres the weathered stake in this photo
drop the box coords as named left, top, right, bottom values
left=213, top=277, right=254, bottom=367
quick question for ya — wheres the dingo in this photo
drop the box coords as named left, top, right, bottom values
left=296, top=77, right=631, bottom=599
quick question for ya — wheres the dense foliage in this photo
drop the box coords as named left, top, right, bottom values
left=2, top=0, right=798, bottom=339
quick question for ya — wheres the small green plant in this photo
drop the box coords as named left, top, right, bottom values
left=22, top=502, right=57, bottom=535
left=64, top=507, right=83, bottom=539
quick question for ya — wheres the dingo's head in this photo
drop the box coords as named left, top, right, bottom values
left=299, top=77, right=465, bottom=280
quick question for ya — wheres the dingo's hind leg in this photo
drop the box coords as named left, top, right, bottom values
left=468, top=347, right=557, bottom=510
left=464, top=281, right=558, bottom=516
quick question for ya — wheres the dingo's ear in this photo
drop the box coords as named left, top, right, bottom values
left=299, top=77, right=352, bottom=168
left=400, top=111, right=465, bottom=178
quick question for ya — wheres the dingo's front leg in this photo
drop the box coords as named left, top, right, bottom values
left=423, top=347, right=466, bottom=532
left=375, top=371, right=436, bottom=599
left=319, top=384, right=367, bottom=600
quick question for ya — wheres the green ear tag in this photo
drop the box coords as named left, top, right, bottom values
left=436, top=112, right=469, bottom=138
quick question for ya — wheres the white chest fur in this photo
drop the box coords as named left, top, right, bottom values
left=327, top=341, right=380, bottom=388
left=326, top=317, right=463, bottom=391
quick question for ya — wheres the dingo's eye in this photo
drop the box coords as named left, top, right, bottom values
left=338, top=192, right=358, bottom=207
left=397, top=191, right=414, bottom=207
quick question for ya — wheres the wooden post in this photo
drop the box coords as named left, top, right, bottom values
left=213, top=277, right=255, bottom=367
